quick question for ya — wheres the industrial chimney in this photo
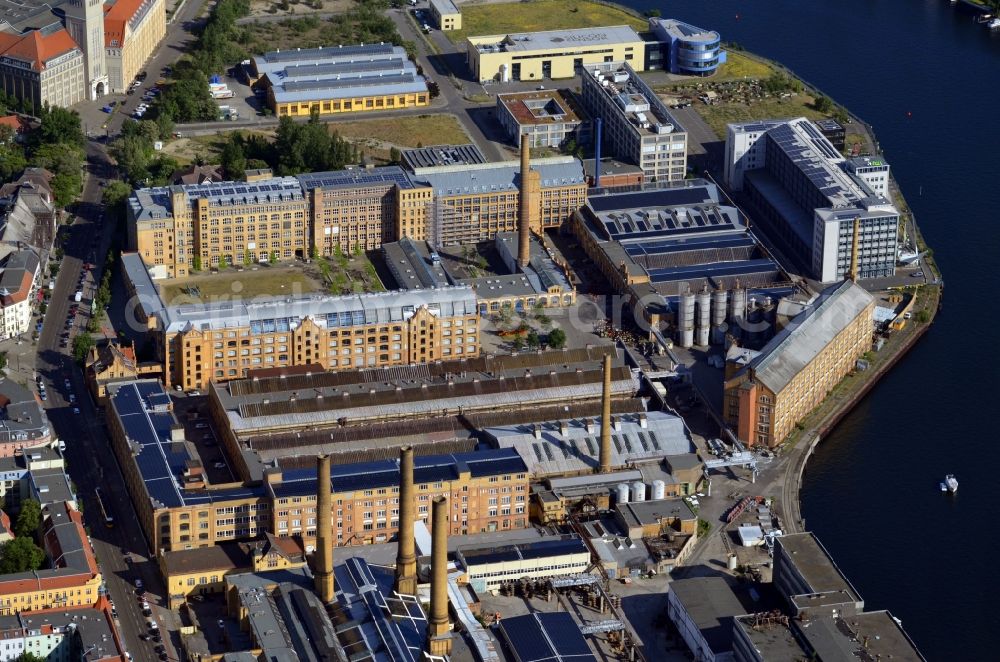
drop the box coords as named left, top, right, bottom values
left=426, top=496, right=453, bottom=657
left=314, top=454, right=335, bottom=604
left=394, top=446, right=417, bottom=595
left=518, top=134, right=540, bottom=269
left=598, top=353, right=613, bottom=474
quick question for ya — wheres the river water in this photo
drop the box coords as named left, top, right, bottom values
left=615, top=0, right=1000, bottom=657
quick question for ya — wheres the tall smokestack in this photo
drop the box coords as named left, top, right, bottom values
left=314, top=454, right=335, bottom=604
left=598, top=353, right=613, bottom=474
left=426, top=496, right=452, bottom=657
left=517, top=134, right=541, bottom=269
left=394, top=445, right=417, bottom=595
left=593, top=117, right=603, bottom=188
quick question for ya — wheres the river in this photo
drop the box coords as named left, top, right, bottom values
left=615, top=0, right=1000, bottom=658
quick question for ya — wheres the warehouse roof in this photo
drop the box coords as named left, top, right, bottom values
left=740, top=281, right=873, bottom=394
left=270, top=72, right=428, bottom=105
left=669, top=577, right=747, bottom=656
left=471, top=25, right=642, bottom=53
left=296, top=166, right=415, bottom=192
left=485, top=411, right=693, bottom=476
left=458, top=535, right=587, bottom=567
left=158, top=285, right=477, bottom=334
left=408, top=156, right=585, bottom=195
left=121, top=252, right=163, bottom=320
left=401, top=144, right=487, bottom=170
left=268, top=448, right=527, bottom=498
left=775, top=532, right=861, bottom=601
left=799, top=611, right=926, bottom=662
left=497, top=611, right=597, bottom=662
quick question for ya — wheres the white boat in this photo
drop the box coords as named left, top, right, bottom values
left=941, top=474, right=958, bottom=493
left=989, top=18, right=1000, bottom=30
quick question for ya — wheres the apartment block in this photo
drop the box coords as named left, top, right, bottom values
left=723, top=281, right=874, bottom=448
left=495, top=89, right=590, bottom=149
left=156, top=286, right=479, bottom=391
left=264, top=448, right=529, bottom=547
left=580, top=63, right=688, bottom=182
left=104, top=0, right=167, bottom=94
left=105, top=381, right=271, bottom=553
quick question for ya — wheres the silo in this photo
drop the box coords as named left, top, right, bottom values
left=730, top=281, right=747, bottom=339
left=727, top=554, right=738, bottom=570
left=712, top=288, right=728, bottom=328
left=616, top=483, right=630, bottom=505
left=631, top=481, right=646, bottom=502
left=696, top=286, right=711, bottom=347
left=679, top=289, right=696, bottom=348
left=652, top=480, right=666, bottom=500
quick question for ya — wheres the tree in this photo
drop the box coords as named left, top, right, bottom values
left=72, top=332, right=95, bottom=364
left=221, top=136, right=247, bottom=180
left=813, top=95, right=833, bottom=113
left=50, top=172, right=81, bottom=208
left=14, top=499, right=41, bottom=538
left=16, top=650, right=47, bottom=662
left=0, top=143, right=26, bottom=182
left=34, top=106, right=84, bottom=148
left=191, top=255, right=202, bottom=272
left=0, top=352, right=6, bottom=371
left=269, top=250, right=278, bottom=264
left=526, top=329, right=540, bottom=349
left=102, top=180, right=133, bottom=209
left=388, top=147, right=401, bottom=164
left=0, top=536, right=45, bottom=574
left=243, top=248, right=252, bottom=267
left=217, top=255, right=229, bottom=269
left=547, top=328, right=566, bottom=349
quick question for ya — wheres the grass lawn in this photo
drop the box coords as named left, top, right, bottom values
left=693, top=94, right=827, bottom=140
left=159, top=266, right=322, bottom=305
left=162, top=131, right=275, bottom=166
left=314, top=251, right=385, bottom=295
left=329, top=114, right=470, bottom=159
left=447, top=0, right=646, bottom=43
left=714, top=51, right=775, bottom=81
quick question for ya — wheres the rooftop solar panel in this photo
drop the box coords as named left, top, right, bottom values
left=647, top=258, right=777, bottom=282
left=498, top=612, right=597, bottom=662
left=588, top=186, right=714, bottom=213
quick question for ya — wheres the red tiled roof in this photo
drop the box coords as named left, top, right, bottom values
left=0, top=269, right=33, bottom=307
left=0, top=28, right=79, bottom=71
left=104, top=0, right=148, bottom=48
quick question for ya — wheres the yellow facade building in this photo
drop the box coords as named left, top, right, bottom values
left=104, top=0, right=167, bottom=94
left=106, top=381, right=272, bottom=553
left=429, top=0, right=462, bottom=31
left=155, top=286, right=479, bottom=391
left=248, top=44, right=429, bottom=118
left=723, top=281, right=875, bottom=448
left=467, top=25, right=647, bottom=83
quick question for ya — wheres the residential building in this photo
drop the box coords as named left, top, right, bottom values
left=84, top=340, right=162, bottom=403
left=407, top=155, right=587, bottom=245
left=263, top=447, right=530, bottom=546
left=723, top=281, right=874, bottom=448
left=429, top=0, right=461, bottom=31
left=647, top=18, right=726, bottom=76
left=248, top=44, right=429, bottom=118
left=126, top=156, right=584, bottom=276
left=0, top=501, right=103, bottom=615
left=297, top=167, right=429, bottom=255
left=724, top=118, right=898, bottom=282
left=103, top=0, right=166, bottom=93
left=0, top=600, right=124, bottom=661
left=0, top=378, right=53, bottom=457
left=580, top=63, right=688, bottom=182
left=105, top=381, right=271, bottom=553
left=0, top=0, right=164, bottom=106
left=495, top=89, right=590, bottom=148
left=467, top=25, right=648, bottom=83
left=0, top=250, right=39, bottom=340
left=0, top=168, right=57, bottom=258
left=456, top=535, right=590, bottom=594
left=0, top=446, right=66, bottom=511
left=155, top=286, right=479, bottom=391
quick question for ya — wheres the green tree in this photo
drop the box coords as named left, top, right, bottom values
left=0, top=536, right=45, bottom=574
left=388, top=147, right=401, bottom=164
left=0, top=143, right=26, bottom=182
left=547, top=328, right=566, bottom=349
left=16, top=649, right=47, bottom=662
left=72, top=332, right=95, bottom=364
left=243, top=248, right=252, bottom=267
left=218, top=255, right=229, bottom=269
left=102, top=180, right=133, bottom=209
left=221, top=136, right=247, bottom=180
left=155, top=112, right=175, bottom=140
left=34, top=106, right=84, bottom=147
left=191, top=255, right=202, bottom=272
left=813, top=95, right=833, bottom=113
left=50, top=172, right=81, bottom=208
left=526, top=329, right=540, bottom=349
left=14, top=499, right=41, bottom=538
left=269, top=250, right=278, bottom=264
left=0, top=352, right=6, bottom=371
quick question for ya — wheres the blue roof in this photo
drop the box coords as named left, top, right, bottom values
left=296, top=166, right=414, bottom=192
left=588, top=185, right=717, bottom=213
left=498, top=612, right=597, bottom=662
left=624, top=234, right=756, bottom=257
left=271, top=449, right=527, bottom=499
left=647, top=258, right=778, bottom=283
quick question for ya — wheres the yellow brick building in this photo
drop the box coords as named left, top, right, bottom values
left=723, top=281, right=874, bottom=448
left=467, top=25, right=647, bottom=83
left=156, top=286, right=480, bottom=391
left=430, top=0, right=462, bottom=31
left=104, top=0, right=167, bottom=94
left=249, top=44, right=429, bottom=118
left=106, top=381, right=273, bottom=553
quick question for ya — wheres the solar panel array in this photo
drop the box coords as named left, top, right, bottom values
left=498, top=612, right=597, bottom=662
left=765, top=121, right=861, bottom=206
left=282, top=72, right=417, bottom=93
left=647, top=258, right=778, bottom=283
left=297, top=166, right=414, bottom=192
left=264, top=44, right=396, bottom=64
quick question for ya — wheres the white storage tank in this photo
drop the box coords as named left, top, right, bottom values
left=652, top=479, right=666, bottom=501
left=631, top=481, right=646, bottom=502
left=616, top=483, right=630, bottom=505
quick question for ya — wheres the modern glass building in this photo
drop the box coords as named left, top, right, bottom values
left=648, top=18, right=727, bottom=77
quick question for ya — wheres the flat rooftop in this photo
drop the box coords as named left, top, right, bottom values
left=161, top=542, right=253, bottom=576
left=801, top=611, right=926, bottom=662
left=615, top=497, right=696, bottom=528
left=669, top=577, right=748, bottom=656
left=498, top=89, right=585, bottom=127
left=650, top=18, right=720, bottom=44
left=586, top=64, right=684, bottom=138
left=401, top=144, right=486, bottom=170
left=776, top=532, right=862, bottom=601
left=296, top=166, right=415, bottom=192
left=497, top=611, right=597, bottom=662
left=407, top=156, right=585, bottom=196
left=470, top=25, right=642, bottom=53
left=458, top=535, right=587, bottom=567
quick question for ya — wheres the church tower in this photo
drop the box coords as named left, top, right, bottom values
left=63, top=0, right=108, bottom=100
